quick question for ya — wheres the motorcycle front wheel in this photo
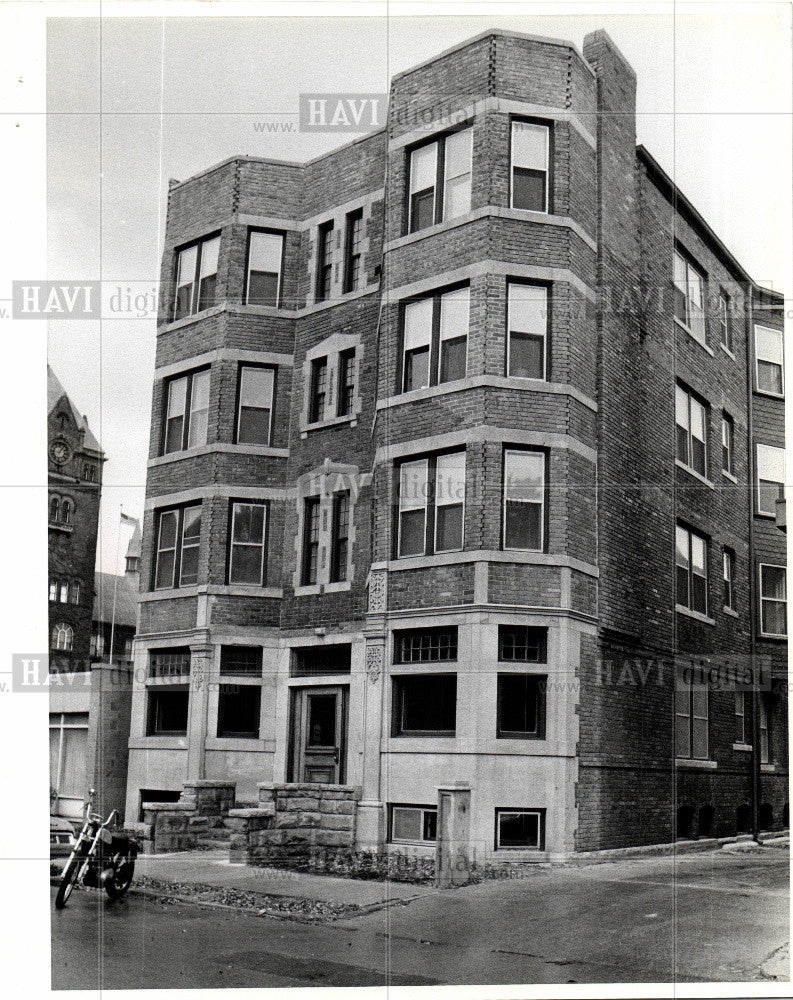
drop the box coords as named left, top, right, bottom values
left=54, top=857, right=80, bottom=909
left=104, top=860, right=135, bottom=901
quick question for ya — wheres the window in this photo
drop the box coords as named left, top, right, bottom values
left=723, top=548, right=735, bottom=610
left=83, top=463, right=96, bottom=482
left=49, top=713, right=89, bottom=798
left=245, top=229, right=283, bottom=307
left=49, top=579, right=57, bottom=602
left=51, top=623, right=73, bottom=651
left=675, top=668, right=709, bottom=759
left=759, top=565, right=787, bottom=637
left=154, top=504, right=201, bottom=589
left=229, top=501, right=267, bottom=586
left=235, top=365, right=274, bottom=445
left=173, top=234, right=220, bottom=320
left=50, top=497, right=59, bottom=522
left=61, top=499, right=73, bottom=525
left=301, top=497, right=321, bottom=585
left=503, top=449, right=545, bottom=551
left=507, top=281, right=547, bottom=380
left=337, top=349, right=356, bottom=417
left=217, top=684, right=261, bottom=739
left=330, top=491, right=350, bottom=583
left=343, top=209, right=364, bottom=293
left=70, top=582, right=80, bottom=605
left=759, top=697, right=770, bottom=764
left=292, top=644, right=352, bottom=676
left=149, top=647, right=191, bottom=679
left=220, top=645, right=262, bottom=676
left=511, top=120, right=550, bottom=212
left=90, top=632, right=104, bottom=658
left=390, top=804, right=437, bottom=844
left=718, top=292, right=732, bottom=352
left=309, top=357, right=328, bottom=423
left=495, top=808, right=545, bottom=850
left=676, top=524, right=708, bottom=615
left=58, top=581, right=69, bottom=604
left=735, top=690, right=749, bottom=744
left=401, top=285, right=469, bottom=392
left=392, top=674, right=457, bottom=736
left=394, top=627, right=458, bottom=663
left=756, top=444, right=785, bottom=516
left=498, top=625, right=547, bottom=662
left=163, top=368, right=210, bottom=453
left=315, top=220, right=334, bottom=302
left=146, top=688, right=189, bottom=736
left=408, top=127, right=472, bottom=233
left=755, top=325, right=784, bottom=395
left=497, top=674, right=546, bottom=738
left=675, top=385, right=707, bottom=477
left=397, top=450, right=465, bottom=557
left=721, top=413, right=734, bottom=476
left=673, top=250, right=706, bottom=343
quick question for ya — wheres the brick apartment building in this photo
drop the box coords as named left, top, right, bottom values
left=126, top=29, right=787, bottom=858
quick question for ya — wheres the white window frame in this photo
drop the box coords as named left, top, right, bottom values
left=397, top=451, right=465, bottom=558
left=228, top=501, right=267, bottom=587
left=397, top=457, right=429, bottom=558
left=49, top=712, right=89, bottom=798
left=759, top=563, right=787, bottom=638
left=510, top=120, right=550, bottom=213
left=503, top=449, right=545, bottom=552
left=507, top=282, right=548, bottom=381
left=754, top=324, right=784, bottom=396
left=390, top=804, right=438, bottom=845
left=673, top=250, right=706, bottom=345
left=495, top=808, right=544, bottom=850
left=52, top=622, right=74, bottom=651
left=408, top=127, right=473, bottom=232
left=245, top=229, right=284, bottom=307
left=675, top=384, right=708, bottom=477
left=756, top=444, right=785, bottom=516
left=236, top=365, right=275, bottom=445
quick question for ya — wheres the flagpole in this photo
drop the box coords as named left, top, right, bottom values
left=108, top=505, right=122, bottom=667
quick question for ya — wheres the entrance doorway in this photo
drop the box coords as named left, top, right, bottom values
left=289, top=686, right=347, bottom=783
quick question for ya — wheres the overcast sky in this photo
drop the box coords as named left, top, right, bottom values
left=45, top=8, right=791, bottom=574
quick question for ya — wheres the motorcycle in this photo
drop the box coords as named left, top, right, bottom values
left=54, top=788, right=138, bottom=909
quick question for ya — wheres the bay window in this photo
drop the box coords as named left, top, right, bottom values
left=401, top=285, right=469, bottom=392
left=154, top=504, right=201, bottom=590
left=163, top=368, right=210, bottom=453
left=228, top=501, right=267, bottom=586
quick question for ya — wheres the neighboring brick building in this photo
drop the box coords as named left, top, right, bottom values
left=125, top=29, right=787, bottom=857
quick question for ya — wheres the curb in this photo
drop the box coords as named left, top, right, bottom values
left=561, top=830, right=789, bottom=865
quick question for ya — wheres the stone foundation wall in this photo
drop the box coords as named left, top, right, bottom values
left=244, top=782, right=360, bottom=860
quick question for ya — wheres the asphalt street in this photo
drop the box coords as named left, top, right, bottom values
left=51, top=845, right=789, bottom=989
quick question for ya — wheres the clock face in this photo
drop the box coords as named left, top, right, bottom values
left=50, top=439, right=71, bottom=465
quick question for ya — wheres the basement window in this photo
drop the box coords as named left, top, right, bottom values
left=390, top=804, right=437, bottom=844
left=217, top=684, right=261, bottom=739
left=392, top=674, right=457, bottom=737
left=495, top=808, right=545, bottom=850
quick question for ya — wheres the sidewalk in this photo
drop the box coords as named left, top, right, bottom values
left=137, top=849, right=431, bottom=909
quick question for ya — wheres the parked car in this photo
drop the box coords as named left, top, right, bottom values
left=50, top=815, right=77, bottom=858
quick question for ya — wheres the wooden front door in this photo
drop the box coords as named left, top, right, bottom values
left=290, top=686, right=347, bottom=783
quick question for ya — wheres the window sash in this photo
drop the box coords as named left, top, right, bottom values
left=409, top=141, right=438, bottom=232
left=675, top=678, right=709, bottom=760
left=507, top=283, right=547, bottom=379
left=721, top=416, right=733, bottom=474
left=676, top=524, right=708, bottom=614
left=316, top=222, right=334, bottom=301
left=398, top=458, right=429, bottom=557
left=675, top=386, right=707, bottom=476
left=337, top=349, right=356, bottom=416
left=723, top=549, right=735, bottom=609
left=397, top=452, right=465, bottom=557
left=155, top=510, right=179, bottom=589
left=391, top=805, right=438, bottom=843
left=497, top=674, right=545, bottom=738
left=760, top=564, right=787, bottom=636
left=755, top=325, right=784, bottom=396
left=442, top=127, right=472, bottom=220
left=309, top=357, right=328, bottom=423
left=229, top=502, right=266, bottom=586
left=503, top=449, right=544, bottom=551
left=394, top=674, right=457, bottom=736
left=246, top=230, right=283, bottom=306
left=673, top=251, right=706, bottom=343
left=343, top=211, right=363, bottom=293
left=433, top=452, right=465, bottom=553
left=735, top=690, right=748, bottom=744
left=330, top=492, right=350, bottom=583
left=438, top=286, right=469, bottom=384
left=496, top=809, right=543, bottom=849
left=301, top=498, right=321, bottom=584
left=756, top=444, right=785, bottom=515
left=174, top=236, right=219, bottom=319
left=719, top=294, right=732, bottom=350
left=237, top=366, right=274, bottom=444
left=179, top=505, right=201, bottom=586
left=511, top=121, right=549, bottom=212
